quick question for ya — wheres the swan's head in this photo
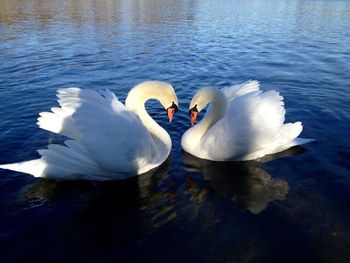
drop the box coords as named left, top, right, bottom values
left=126, top=81, right=179, bottom=122
left=153, top=81, right=178, bottom=122
left=189, top=87, right=226, bottom=126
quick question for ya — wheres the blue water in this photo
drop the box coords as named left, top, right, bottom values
left=1, top=0, right=350, bottom=262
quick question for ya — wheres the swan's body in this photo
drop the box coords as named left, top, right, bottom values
left=0, top=81, right=178, bottom=180
left=181, top=80, right=313, bottom=161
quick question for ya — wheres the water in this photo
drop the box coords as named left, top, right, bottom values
left=0, top=0, right=350, bottom=262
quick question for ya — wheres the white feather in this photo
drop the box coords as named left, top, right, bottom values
left=1, top=82, right=177, bottom=180
left=182, top=80, right=314, bottom=161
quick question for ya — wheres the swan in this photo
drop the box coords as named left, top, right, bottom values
left=0, top=81, right=178, bottom=180
left=181, top=80, right=313, bottom=161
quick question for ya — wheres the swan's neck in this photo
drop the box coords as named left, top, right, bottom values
left=193, top=88, right=227, bottom=141
left=125, top=83, right=171, bottom=147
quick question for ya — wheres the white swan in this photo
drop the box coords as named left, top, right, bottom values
left=181, top=80, right=313, bottom=161
left=0, top=81, right=178, bottom=180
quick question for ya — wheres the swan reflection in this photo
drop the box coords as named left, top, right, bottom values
left=182, top=151, right=292, bottom=214
left=18, top=158, right=170, bottom=210
left=11, top=159, right=172, bottom=252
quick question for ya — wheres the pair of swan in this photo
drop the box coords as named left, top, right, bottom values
left=0, top=80, right=313, bottom=180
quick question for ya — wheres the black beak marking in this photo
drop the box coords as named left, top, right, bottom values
left=168, top=101, right=178, bottom=112
left=189, top=104, right=198, bottom=115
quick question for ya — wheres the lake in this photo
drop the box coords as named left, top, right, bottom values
left=0, top=0, right=350, bottom=262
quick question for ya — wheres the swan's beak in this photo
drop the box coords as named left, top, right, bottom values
left=189, top=105, right=198, bottom=126
left=167, top=102, right=178, bottom=122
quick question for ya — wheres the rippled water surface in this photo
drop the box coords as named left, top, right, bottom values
left=1, top=0, right=350, bottom=262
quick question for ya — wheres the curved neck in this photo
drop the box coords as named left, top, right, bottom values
left=125, top=82, right=171, bottom=146
left=193, top=88, right=227, bottom=141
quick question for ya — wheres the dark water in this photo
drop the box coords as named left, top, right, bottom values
left=1, top=0, right=350, bottom=262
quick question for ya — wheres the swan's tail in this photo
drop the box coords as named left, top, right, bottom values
left=278, top=122, right=315, bottom=150
left=294, top=137, right=315, bottom=146
left=0, top=156, right=107, bottom=181
left=0, top=159, right=46, bottom=178
left=256, top=122, right=314, bottom=158
left=0, top=140, right=113, bottom=180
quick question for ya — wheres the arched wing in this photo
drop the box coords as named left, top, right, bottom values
left=39, top=88, right=156, bottom=173
left=203, top=89, right=292, bottom=160
left=221, top=80, right=261, bottom=101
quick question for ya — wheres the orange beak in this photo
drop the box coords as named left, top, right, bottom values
left=167, top=108, right=175, bottom=122
left=190, top=111, right=198, bottom=126
left=167, top=102, right=178, bottom=122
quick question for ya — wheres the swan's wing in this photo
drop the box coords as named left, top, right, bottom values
left=73, top=89, right=158, bottom=173
left=37, top=88, right=92, bottom=139
left=203, top=89, right=302, bottom=160
left=39, top=88, right=158, bottom=174
left=221, top=80, right=261, bottom=101
left=38, top=88, right=135, bottom=140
